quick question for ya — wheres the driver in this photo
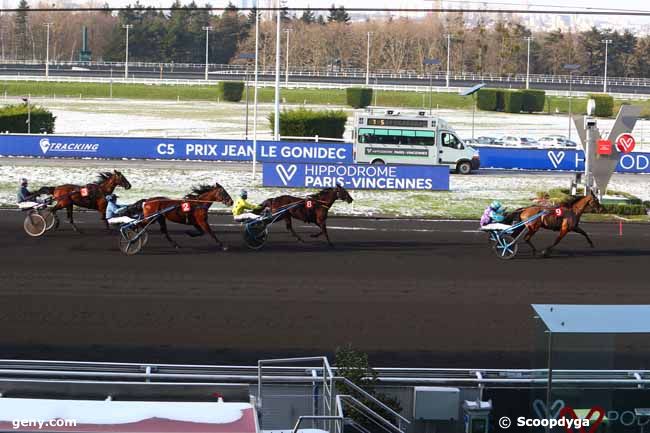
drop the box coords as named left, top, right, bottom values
left=232, top=189, right=264, bottom=222
left=17, top=178, right=42, bottom=209
left=480, top=200, right=506, bottom=227
left=105, top=194, right=136, bottom=225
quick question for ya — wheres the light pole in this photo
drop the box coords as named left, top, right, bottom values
left=525, top=36, right=532, bottom=89
left=239, top=53, right=255, bottom=139
left=446, top=33, right=451, bottom=88
left=252, top=0, right=260, bottom=180
left=203, top=26, right=213, bottom=81
left=284, top=28, right=292, bottom=87
left=563, top=64, right=580, bottom=141
left=21, top=97, right=30, bottom=133
left=365, top=31, right=372, bottom=86
left=423, top=58, right=440, bottom=115
left=44, top=23, right=53, bottom=79
left=273, top=1, right=282, bottom=141
left=601, top=39, right=612, bottom=93
left=122, top=24, right=133, bottom=79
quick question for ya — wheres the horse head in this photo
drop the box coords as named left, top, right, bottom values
left=193, top=183, right=233, bottom=206
left=113, top=170, right=132, bottom=190
left=336, top=183, right=354, bottom=204
left=213, top=183, right=234, bottom=206
left=587, top=190, right=604, bottom=213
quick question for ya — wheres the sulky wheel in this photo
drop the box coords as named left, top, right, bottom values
left=24, top=212, right=47, bottom=237
left=119, top=227, right=144, bottom=256
left=492, top=235, right=519, bottom=260
left=244, top=221, right=269, bottom=250
left=40, top=209, right=59, bottom=231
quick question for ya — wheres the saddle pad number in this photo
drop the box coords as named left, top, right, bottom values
left=306, top=200, right=313, bottom=209
left=80, top=187, right=89, bottom=197
left=181, top=202, right=191, bottom=213
left=554, top=208, right=563, bottom=217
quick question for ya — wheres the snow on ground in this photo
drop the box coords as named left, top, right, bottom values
left=12, top=97, right=650, bottom=150
left=1, top=161, right=647, bottom=219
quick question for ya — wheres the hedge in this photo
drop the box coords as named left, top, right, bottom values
left=588, top=93, right=614, bottom=117
left=476, top=88, right=498, bottom=111
left=503, top=91, right=523, bottom=113
left=217, top=81, right=245, bottom=102
left=520, top=89, right=546, bottom=113
left=268, top=108, right=347, bottom=138
left=346, top=88, right=373, bottom=108
left=495, top=89, right=506, bottom=111
left=601, top=203, right=647, bottom=215
left=0, top=104, right=55, bottom=133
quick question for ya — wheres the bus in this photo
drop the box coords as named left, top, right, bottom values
left=352, top=110, right=480, bottom=174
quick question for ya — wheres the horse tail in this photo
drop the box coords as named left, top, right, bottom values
left=38, top=186, right=55, bottom=195
left=260, top=198, right=272, bottom=209
left=503, top=208, right=525, bottom=225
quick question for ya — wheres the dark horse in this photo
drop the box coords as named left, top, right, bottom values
left=516, top=191, right=603, bottom=257
left=139, top=183, right=233, bottom=251
left=260, top=184, right=354, bottom=246
left=43, top=170, right=132, bottom=231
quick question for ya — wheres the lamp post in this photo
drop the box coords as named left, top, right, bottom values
left=563, top=64, right=580, bottom=141
left=601, top=39, right=612, bottom=93
left=122, top=24, right=133, bottom=79
left=21, top=96, right=30, bottom=133
left=239, top=53, right=255, bottom=140
left=273, top=1, right=282, bottom=141
left=365, top=31, right=372, bottom=86
left=44, top=23, right=53, bottom=78
left=423, top=58, right=440, bottom=115
left=284, top=28, right=292, bottom=87
left=525, top=36, right=532, bottom=89
left=445, top=33, right=451, bottom=88
left=252, top=0, right=260, bottom=180
left=203, top=26, right=213, bottom=81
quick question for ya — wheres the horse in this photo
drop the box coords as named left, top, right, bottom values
left=43, top=170, right=132, bottom=231
left=139, top=183, right=233, bottom=251
left=260, top=184, right=354, bottom=246
left=516, top=191, right=603, bottom=257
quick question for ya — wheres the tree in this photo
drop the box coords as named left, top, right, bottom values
left=316, top=15, right=326, bottom=25
left=247, top=6, right=259, bottom=26
left=327, top=4, right=350, bottom=24
left=300, top=7, right=316, bottom=24
left=14, top=0, right=30, bottom=60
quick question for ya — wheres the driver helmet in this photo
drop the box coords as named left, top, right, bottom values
left=105, top=194, right=117, bottom=202
left=490, top=200, right=502, bottom=210
left=240, top=189, right=248, bottom=199
left=20, top=178, right=28, bottom=186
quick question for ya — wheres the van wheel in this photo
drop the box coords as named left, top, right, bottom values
left=456, top=161, right=472, bottom=175
left=371, top=159, right=385, bottom=166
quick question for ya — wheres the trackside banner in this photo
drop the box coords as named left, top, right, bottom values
left=476, top=146, right=650, bottom=174
left=0, top=134, right=354, bottom=164
left=263, top=163, right=450, bottom=190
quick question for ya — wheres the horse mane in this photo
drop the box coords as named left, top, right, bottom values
left=184, top=184, right=217, bottom=199
left=309, top=187, right=335, bottom=198
left=94, top=172, right=113, bottom=184
left=560, top=195, right=586, bottom=207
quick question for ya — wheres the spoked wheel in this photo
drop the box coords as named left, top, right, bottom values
left=119, top=227, right=144, bottom=256
left=40, top=209, right=59, bottom=231
left=24, top=212, right=47, bottom=237
left=492, top=235, right=519, bottom=260
left=244, top=221, right=269, bottom=250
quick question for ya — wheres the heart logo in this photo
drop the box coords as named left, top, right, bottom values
left=615, top=133, right=636, bottom=153
left=533, top=399, right=565, bottom=419
left=276, top=164, right=298, bottom=186
left=559, top=406, right=605, bottom=433
left=39, top=138, right=51, bottom=154
left=548, top=150, right=566, bottom=169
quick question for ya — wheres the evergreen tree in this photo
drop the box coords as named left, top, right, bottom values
left=14, top=0, right=30, bottom=60
left=247, top=6, right=259, bottom=26
left=327, top=4, right=350, bottom=24
left=300, top=7, right=315, bottom=24
left=316, top=15, right=326, bottom=25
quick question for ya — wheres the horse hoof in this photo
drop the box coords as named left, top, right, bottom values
left=221, top=245, right=229, bottom=252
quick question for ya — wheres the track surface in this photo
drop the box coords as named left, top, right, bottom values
left=1, top=210, right=649, bottom=368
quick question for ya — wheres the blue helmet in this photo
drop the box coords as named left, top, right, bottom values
left=20, top=178, right=28, bottom=186
left=105, top=194, right=117, bottom=202
left=490, top=200, right=502, bottom=210
left=240, top=189, right=248, bottom=199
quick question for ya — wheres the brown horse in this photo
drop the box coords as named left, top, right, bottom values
left=140, top=183, right=233, bottom=251
left=517, top=191, right=603, bottom=257
left=44, top=170, right=132, bottom=231
left=260, top=184, right=354, bottom=246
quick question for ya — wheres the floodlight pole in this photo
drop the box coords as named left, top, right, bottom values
left=44, top=23, right=53, bottom=79
left=284, top=29, right=292, bottom=87
left=122, top=24, right=132, bottom=80
left=203, top=26, right=213, bottom=81
left=525, top=36, right=532, bottom=89
left=273, top=3, right=281, bottom=141
left=252, top=1, right=260, bottom=180
left=365, top=31, right=372, bottom=86
left=446, top=34, right=451, bottom=88
left=602, top=39, right=612, bottom=93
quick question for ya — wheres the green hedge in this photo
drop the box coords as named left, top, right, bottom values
left=269, top=108, right=347, bottom=138
left=495, top=90, right=506, bottom=111
left=601, top=204, right=647, bottom=215
left=476, top=88, right=498, bottom=111
left=588, top=93, right=614, bottom=117
left=346, top=88, right=373, bottom=108
left=0, top=104, right=55, bottom=133
left=217, top=81, right=245, bottom=102
left=520, top=89, right=546, bottom=113
left=503, top=91, right=523, bottom=113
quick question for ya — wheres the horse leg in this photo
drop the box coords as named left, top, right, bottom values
left=196, top=218, right=228, bottom=251
left=185, top=223, right=204, bottom=238
left=158, top=217, right=180, bottom=249
left=314, top=218, right=333, bottom=247
left=523, top=225, right=539, bottom=256
left=285, top=215, right=304, bottom=242
left=573, top=226, right=595, bottom=248
left=541, top=228, right=569, bottom=258
left=66, top=204, right=81, bottom=232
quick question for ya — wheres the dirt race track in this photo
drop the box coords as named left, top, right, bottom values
left=1, top=210, right=649, bottom=368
